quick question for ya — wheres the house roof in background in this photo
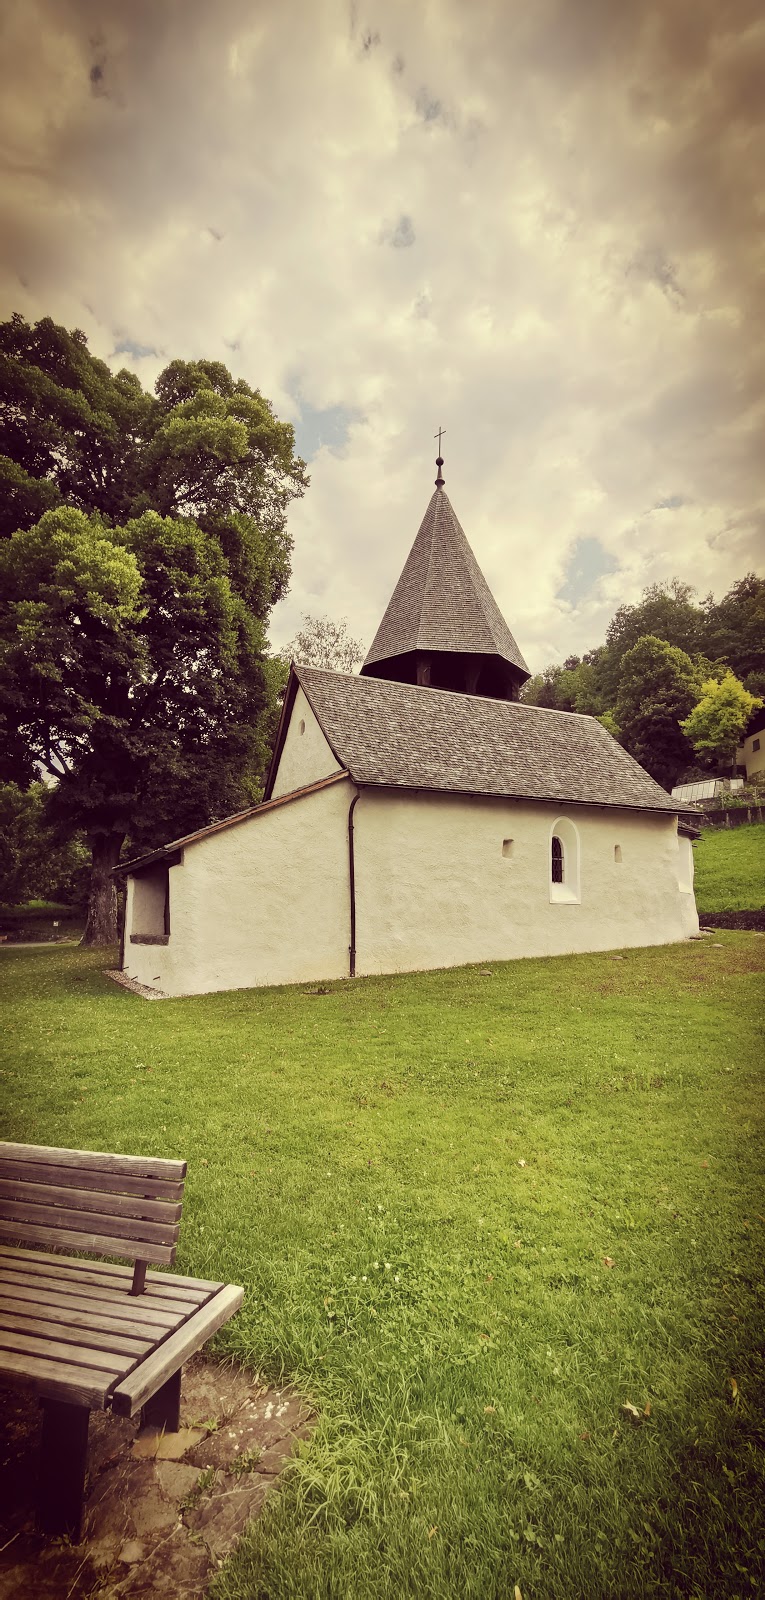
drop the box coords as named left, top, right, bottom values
left=361, top=487, right=530, bottom=679
left=293, top=664, right=692, bottom=815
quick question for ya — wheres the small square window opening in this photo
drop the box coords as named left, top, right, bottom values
left=502, top=838, right=514, bottom=857
left=614, top=844, right=622, bottom=863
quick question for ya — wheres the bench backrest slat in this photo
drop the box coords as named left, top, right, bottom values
left=0, top=1143, right=186, bottom=1267
left=0, top=1157, right=184, bottom=1202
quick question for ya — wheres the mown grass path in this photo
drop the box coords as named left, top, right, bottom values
left=2, top=938, right=764, bottom=1598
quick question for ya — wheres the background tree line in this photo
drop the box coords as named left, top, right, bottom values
left=521, top=576, right=765, bottom=788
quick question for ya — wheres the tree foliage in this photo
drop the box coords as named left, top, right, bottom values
left=614, top=636, right=702, bottom=788
left=522, top=654, right=604, bottom=716
left=681, top=671, right=763, bottom=768
left=521, top=573, right=765, bottom=786
left=282, top=613, right=365, bottom=674
left=0, top=783, right=89, bottom=906
left=595, top=579, right=704, bottom=706
left=0, top=315, right=308, bottom=942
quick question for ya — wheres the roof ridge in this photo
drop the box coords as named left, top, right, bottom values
left=417, top=490, right=445, bottom=651
left=438, top=491, right=505, bottom=639
left=299, top=661, right=599, bottom=720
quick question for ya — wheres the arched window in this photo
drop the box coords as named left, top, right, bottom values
left=550, top=818, right=580, bottom=904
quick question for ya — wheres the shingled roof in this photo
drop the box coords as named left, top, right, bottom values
left=289, top=664, right=688, bottom=815
left=361, top=487, right=530, bottom=680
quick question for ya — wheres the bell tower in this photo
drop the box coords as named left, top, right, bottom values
left=361, top=451, right=530, bottom=701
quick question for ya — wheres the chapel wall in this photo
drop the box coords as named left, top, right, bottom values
left=270, top=685, right=342, bottom=798
left=353, top=791, right=698, bottom=976
left=123, top=776, right=352, bottom=996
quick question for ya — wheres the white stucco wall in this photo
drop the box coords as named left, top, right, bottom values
left=351, top=791, right=699, bottom=976
left=124, top=784, right=698, bottom=998
left=123, top=777, right=353, bottom=996
left=270, top=686, right=341, bottom=799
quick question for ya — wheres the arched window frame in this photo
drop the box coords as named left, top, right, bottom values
left=549, top=816, right=581, bottom=904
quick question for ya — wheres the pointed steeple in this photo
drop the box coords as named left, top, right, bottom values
left=361, top=478, right=530, bottom=701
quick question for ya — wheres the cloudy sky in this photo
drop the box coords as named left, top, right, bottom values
left=1, top=0, right=763, bottom=670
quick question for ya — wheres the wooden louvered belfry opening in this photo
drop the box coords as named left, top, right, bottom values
left=0, top=1143, right=186, bottom=1295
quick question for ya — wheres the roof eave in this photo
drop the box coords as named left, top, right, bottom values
left=263, top=663, right=300, bottom=801
left=348, top=776, right=688, bottom=816
left=114, top=770, right=351, bottom=876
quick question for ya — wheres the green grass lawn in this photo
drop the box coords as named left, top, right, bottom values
left=2, top=939, right=764, bottom=1599
left=694, top=823, right=765, bottom=913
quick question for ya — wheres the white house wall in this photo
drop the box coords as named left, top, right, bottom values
left=741, top=729, right=765, bottom=778
left=352, top=791, right=698, bottom=977
left=123, top=778, right=352, bottom=997
left=270, top=686, right=341, bottom=798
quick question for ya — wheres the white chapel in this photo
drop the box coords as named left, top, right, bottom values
left=119, top=459, right=699, bottom=997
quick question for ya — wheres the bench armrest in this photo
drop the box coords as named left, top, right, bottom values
left=110, top=1283, right=244, bottom=1417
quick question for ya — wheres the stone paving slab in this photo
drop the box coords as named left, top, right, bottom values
left=0, top=1355, right=314, bottom=1600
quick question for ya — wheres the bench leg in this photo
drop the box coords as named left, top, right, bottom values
left=38, top=1400, right=90, bottom=1541
left=141, top=1366, right=182, bottom=1432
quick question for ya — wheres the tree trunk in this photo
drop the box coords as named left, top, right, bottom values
left=81, top=833, right=125, bottom=947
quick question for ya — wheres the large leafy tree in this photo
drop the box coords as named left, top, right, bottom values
left=594, top=580, right=704, bottom=707
left=615, top=636, right=702, bottom=789
left=700, top=574, right=765, bottom=689
left=0, top=315, right=307, bottom=944
left=681, top=671, right=763, bottom=770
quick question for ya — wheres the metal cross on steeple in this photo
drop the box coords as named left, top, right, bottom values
left=434, top=426, right=445, bottom=487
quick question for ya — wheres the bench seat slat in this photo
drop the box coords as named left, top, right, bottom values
left=0, top=1292, right=170, bottom=1343
left=0, top=1198, right=180, bottom=1247
left=0, top=1217, right=175, bottom=1264
left=0, top=1308, right=154, bottom=1357
left=0, top=1178, right=182, bottom=1225
left=0, top=1347, right=117, bottom=1409
left=0, top=1246, right=219, bottom=1297
left=0, top=1143, right=186, bottom=1182
left=0, top=1262, right=201, bottom=1314
left=0, top=1159, right=184, bottom=1202
left=0, top=1247, right=213, bottom=1301
left=0, top=1279, right=186, bottom=1329
left=111, top=1284, right=244, bottom=1417
left=0, top=1327, right=137, bottom=1376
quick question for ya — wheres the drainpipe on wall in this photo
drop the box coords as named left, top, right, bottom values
left=348, top=788, right=360, bottom=978
left=118, top=880, right=127, bottom=971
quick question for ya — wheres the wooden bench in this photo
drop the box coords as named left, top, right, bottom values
left=0, top=1140, right=243, bottom=1540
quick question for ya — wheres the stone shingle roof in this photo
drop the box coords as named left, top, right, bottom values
left=362, top=488, right=530, bottom=677
left=295, top=665, right=688, bottom=814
